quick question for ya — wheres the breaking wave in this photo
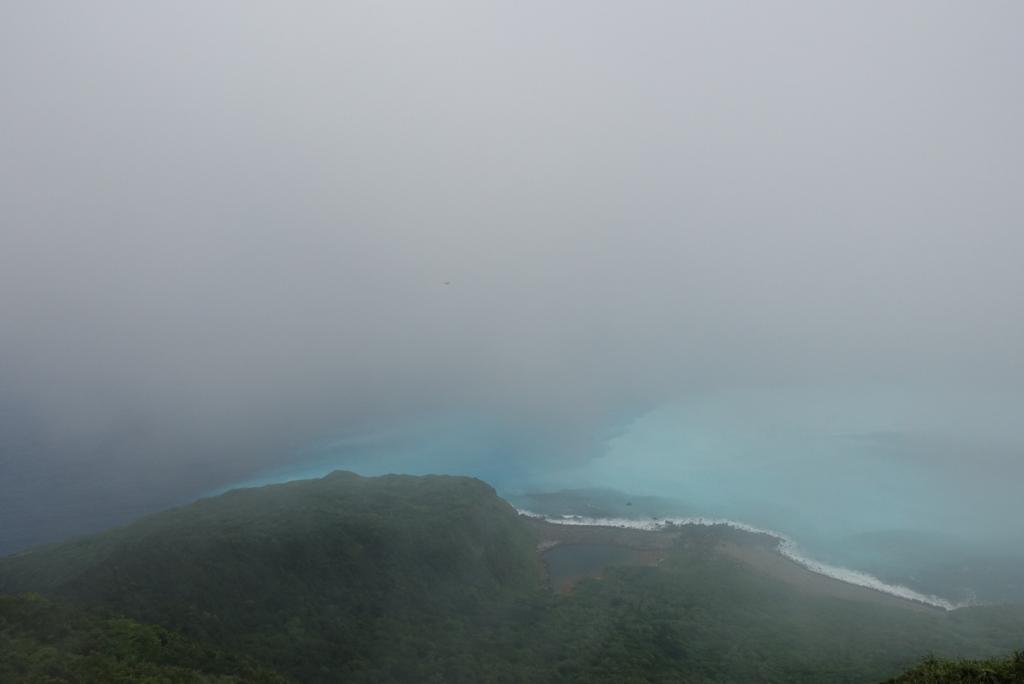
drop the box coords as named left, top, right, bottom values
left=518, top=509, right=968, bottom=611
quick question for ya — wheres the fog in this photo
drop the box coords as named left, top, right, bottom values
left=2, top=2, right=1023, bottom=556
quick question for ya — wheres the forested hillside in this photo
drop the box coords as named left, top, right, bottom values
left=1, top=472, right=1022, bottom=682
left=0, top=593, right=286, bottom=682
left=0, top=472, right=542, bottom=681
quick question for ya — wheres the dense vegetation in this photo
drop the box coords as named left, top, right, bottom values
left=521, top=530, right=1024, bottom=682
left=0, top=472, right=542, bottom=681
left=886, top=652, right=1024, bottom=682
left=1, top=471, right=1022, bottom=682
left=0, top=593, right=285, bottom=682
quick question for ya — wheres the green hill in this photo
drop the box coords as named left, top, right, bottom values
left=1, top=471, right=1022, bottom=682
left=0, top=471, right=543, bottom=681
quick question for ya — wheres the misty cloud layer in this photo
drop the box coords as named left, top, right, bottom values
left=2, top=2, right=1023, bottom=550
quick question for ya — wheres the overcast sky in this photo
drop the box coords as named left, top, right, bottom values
left=2, top=3, right=1023, bottom=542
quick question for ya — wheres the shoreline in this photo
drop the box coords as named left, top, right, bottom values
left=519, top=509, right=962, bottom=611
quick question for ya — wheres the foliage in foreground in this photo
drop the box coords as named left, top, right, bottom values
left=0, top=593, right=285, bottom=683
left=886, top=651, right=1024, bottom=682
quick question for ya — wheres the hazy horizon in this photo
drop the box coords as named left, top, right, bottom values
left=2, top=2, right=1023, bottom=567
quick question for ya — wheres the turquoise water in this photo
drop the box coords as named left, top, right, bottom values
left=565, top=388, right=1024, bottom=605
left=220, top=387, right=1024, bottom=606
